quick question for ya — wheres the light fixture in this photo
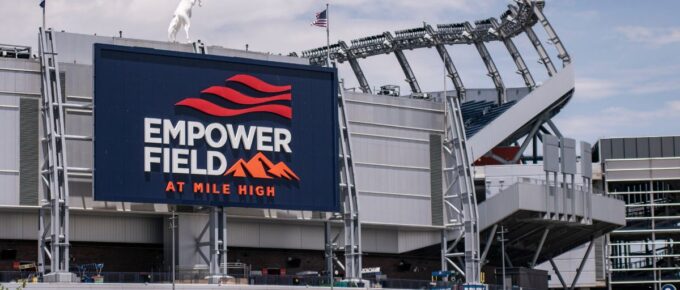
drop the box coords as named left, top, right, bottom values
left=488, top=28, right=499, bottom=36
left=505, top=14, right=515, bottom=23
left=382, top=39, right=392, bottom=48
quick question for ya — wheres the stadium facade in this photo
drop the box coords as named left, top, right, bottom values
left=2, top=1, right=671, bottom=289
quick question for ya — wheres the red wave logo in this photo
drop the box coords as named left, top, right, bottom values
left=175, top=74, right=292, bottom=119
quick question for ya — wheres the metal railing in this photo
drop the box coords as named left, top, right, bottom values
left=0, top=271, right=550, bottom=290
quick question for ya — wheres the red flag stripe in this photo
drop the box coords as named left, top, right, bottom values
left=226, top=74, right=292, bottom=93
left=176, top=98, right=292, bottom=119
left=201, top=86, right=291, bottom=105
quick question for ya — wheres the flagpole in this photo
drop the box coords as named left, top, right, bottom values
left=42, top=1, right=46, bottom=31
left=326, top=3, right=330, bottom=67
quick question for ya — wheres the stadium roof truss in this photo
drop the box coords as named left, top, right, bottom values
left=302, top=0, right=577, bottom=285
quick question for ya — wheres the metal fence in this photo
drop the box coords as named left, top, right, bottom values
left=0, top=271, right=544, bottom=290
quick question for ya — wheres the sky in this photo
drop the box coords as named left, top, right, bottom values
left=1, top=0, right=679, bottom=144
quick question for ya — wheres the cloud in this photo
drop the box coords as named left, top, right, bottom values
left=0, top=0, right=505, bottom=93
left=555, top=100, right=680, bottom=142
left=616, top=26, right=680, bottom=46
left=574, top=78, right=620, bottom=100
left=573, top=64, right=680, bottom=101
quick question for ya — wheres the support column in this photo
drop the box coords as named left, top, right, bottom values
left=524, top=26, right=557, bottom=77
left=480, top=224, right=498, bottom=264
left=525, top=0, right=571, bottom=65
left=490, top=18, right=535, bottom=90
left=208, top=207, right=229, bottom=283
left=425, top=25, right=466, bottom=101
left=464, top=22, right=506, bottom=104
left=549, top=258, right=568, bottom=289
left=531, top=228, right=549, bottom=268
left=440, top=229, right=448, bottom=271
left=324, top=221, right=334, bottom=284
left=393, top=49, right=421, bottom=94
left=339, top=41, right=371, bottom=94
left=570, top=239, right=595, bottom=290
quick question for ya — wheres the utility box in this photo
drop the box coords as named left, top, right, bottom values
left=494, top=267, right=548, bottom=290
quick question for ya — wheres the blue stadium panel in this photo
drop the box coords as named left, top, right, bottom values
left=462, top=100, right=517, bottom=138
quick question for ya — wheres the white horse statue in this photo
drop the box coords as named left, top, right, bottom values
left=168, top=0, right=202, bottom=43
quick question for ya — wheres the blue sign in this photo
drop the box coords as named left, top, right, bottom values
left=662, top=284, right=677, bottom=290
left=93, top=44, right=339, bottom=211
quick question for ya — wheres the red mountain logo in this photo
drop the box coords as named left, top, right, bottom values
left=224, top=152, right=300, bottom=181
left=176, top=74, right=292, bottom=119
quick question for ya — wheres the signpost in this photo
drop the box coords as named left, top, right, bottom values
left=94, top=44, right=340, bottom=283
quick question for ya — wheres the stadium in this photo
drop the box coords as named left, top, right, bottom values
left=0, top=0, right=677, bottom=289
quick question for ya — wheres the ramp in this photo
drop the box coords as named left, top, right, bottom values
left=466, top=64, right=574, bottom=160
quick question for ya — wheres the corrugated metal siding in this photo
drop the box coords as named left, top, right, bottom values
left=0, top=211, right=36, bottom=239
left=362, top=228, right=399, bottom=253
left=69, top=213, right=163, bottom=243
left=594, top=236, right=605, bottom=281
left=430, top=134, right=443, bottom=226
left=62, top=63, right=93, bottom=97
left=354, top=165, right=430, bottom=196
left=0, top=211, right=162, bottom=243
left=352, top=135, right=429, bottom=168
left=358, top=194, right=431, bottom=225
left=397, top=230, right=441, bottom=253
left=0, top=95, right=20, bottom=206
left=0, top=58, right=41, bottom=96
left=599, top=137, right=680, bottom=161
left=19, top=98, right=39, bottom=205
left=346, top=92, right=444, bottom=226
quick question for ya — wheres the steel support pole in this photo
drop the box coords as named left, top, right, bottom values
left=339, top=41, right=371, bottom=94
left=490, top=18, right=535, bottom=89
left=393, top=49, right=421, bottom=93
left=570, top=174, right=576, bottom=222
left=553, top=172, right=559, bottom=221
left=480, top=224, right=498, bottom=264
left=606, top=234, right=613, bottom=290
left=525, top=0, right=571, bottom=65
left=325, top=221, right=334, bottom=283
left=209, top=207, right=218, bottom=277
left=425, top=25, right=466, bottom=101
left=208, top=207, right=228, bottom=283
left=570, top=239, right=595, bottom=290
left=441, top=229, right=448, bottom=271
left=545, top=171, right=551, bottom=219
left=465, top=22, right=505, bottom=104
left=547, top=120, right=563, bottom=138
left=512, top=119, right=543, bottom=163
left=549, top=258, right=568, bottom=289
left=533, top=135, right=538, bottom=164
left=650, top=181, right=658, bottom=290
left=38, top=208, right=45, bottom=275
left=221, top=207, right=228, bottom=277
left=531, top=228, right=550, bottom=268
left=171, top=210, right=176, bottom=290
left=500, top=226, right=507, bottom=290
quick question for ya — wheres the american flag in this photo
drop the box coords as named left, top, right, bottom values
left=312, top=9, right=327, bottom=27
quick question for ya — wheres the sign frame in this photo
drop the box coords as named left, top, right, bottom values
left=92, top=43, right=340, bottom=212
